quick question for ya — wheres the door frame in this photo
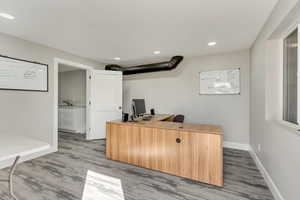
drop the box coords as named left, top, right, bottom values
left=53, top=58, right=95, bottom=144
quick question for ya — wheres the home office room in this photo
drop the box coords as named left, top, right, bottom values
left=0, top=1, right=299, bottom=200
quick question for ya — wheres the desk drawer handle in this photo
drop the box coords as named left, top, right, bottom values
left=176, top=138, right=181, bottom=143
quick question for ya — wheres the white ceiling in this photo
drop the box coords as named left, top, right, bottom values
left=0, top=0, right=278, bottom=64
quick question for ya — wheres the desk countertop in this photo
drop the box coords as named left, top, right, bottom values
left=107, top=120, right=223, bottom=135
left=134, top=114, right=174, bottom=121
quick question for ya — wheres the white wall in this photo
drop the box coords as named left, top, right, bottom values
left=124, top=50, right=250, bottom=144
left=58, top=70, right=86, bottom=106
left=250, top=1, right=300, bottom=200
left=0, top=32, right=102, bottom=150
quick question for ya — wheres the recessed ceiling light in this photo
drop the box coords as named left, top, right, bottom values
left=0, top=13, right=15, bottom=20
left=153, top=51, right=161, bottom=55
left=114, top=57, right=120, bottom=61
left=208, top=42, right=217, bottom=47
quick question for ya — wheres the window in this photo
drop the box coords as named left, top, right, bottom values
left=283, top=28, right=298, bottom=124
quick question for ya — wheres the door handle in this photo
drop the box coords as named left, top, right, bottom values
left=118, top=106, right=122, bottom=110
left=176, top=138, right=181, bottom=143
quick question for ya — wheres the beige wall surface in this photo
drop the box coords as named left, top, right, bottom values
left=124, top=50, right=250, bottom=144
left=250, top=0, right=300, bottom=200
left=0, top=32, right=102, bottom=146
left=58, top=70, right=86, bottom=106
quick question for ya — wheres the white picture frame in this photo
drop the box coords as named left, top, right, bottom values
left=199, top=68, right=240, bottom=95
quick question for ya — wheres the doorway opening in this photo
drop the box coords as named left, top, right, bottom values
left=54, top=58, right=123, bottom=145
left=58, top=64, right=87, bottom=136
left=54, top=58, right=93, bottom=142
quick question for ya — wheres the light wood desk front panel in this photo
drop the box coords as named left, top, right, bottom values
left=106, top=121, right=223, bottom=187
left=151, top=128, right=180, bottom=175
left=179, top=131, right=223, bottom=186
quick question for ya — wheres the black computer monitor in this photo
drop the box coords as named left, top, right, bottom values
left=132, top=99, right=146, bottom=117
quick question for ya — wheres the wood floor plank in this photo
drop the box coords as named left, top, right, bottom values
left=0, top=132, right=274, bottom=200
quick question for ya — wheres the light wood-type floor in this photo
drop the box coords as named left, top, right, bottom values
left=0, top=132, right=274, bottom=200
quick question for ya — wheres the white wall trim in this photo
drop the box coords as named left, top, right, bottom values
left=224, top=142, right=285, bottom=200
left=249, top=147, right=285, bottom=200
left=54, top=58, right=95, bottom=70
left=223, top=141, right=250, bottom=151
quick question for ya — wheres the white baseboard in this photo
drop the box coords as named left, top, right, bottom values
left=224, top=142, right=284, bottom=200
left=249, top=147, right=284, bottom=200
left=223, top=141, right=250, bottom=151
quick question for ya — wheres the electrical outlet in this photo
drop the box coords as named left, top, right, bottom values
left=258, top=144, right=261, bottom=152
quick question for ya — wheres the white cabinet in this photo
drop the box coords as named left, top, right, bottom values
left=58, top=106, right=86, bottom=134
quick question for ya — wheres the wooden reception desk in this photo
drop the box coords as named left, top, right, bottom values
left=106, top=115, right=223, bottom=187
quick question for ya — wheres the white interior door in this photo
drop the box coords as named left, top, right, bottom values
left=87, top=70, right=122, bottom=140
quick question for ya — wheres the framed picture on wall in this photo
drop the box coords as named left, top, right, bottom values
left=199, top=68, right=240, bottom=95
left=0, top=55, right=48, bottom=92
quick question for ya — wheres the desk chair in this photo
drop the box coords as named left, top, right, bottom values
left=173, top=115, right=185, bottom=123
